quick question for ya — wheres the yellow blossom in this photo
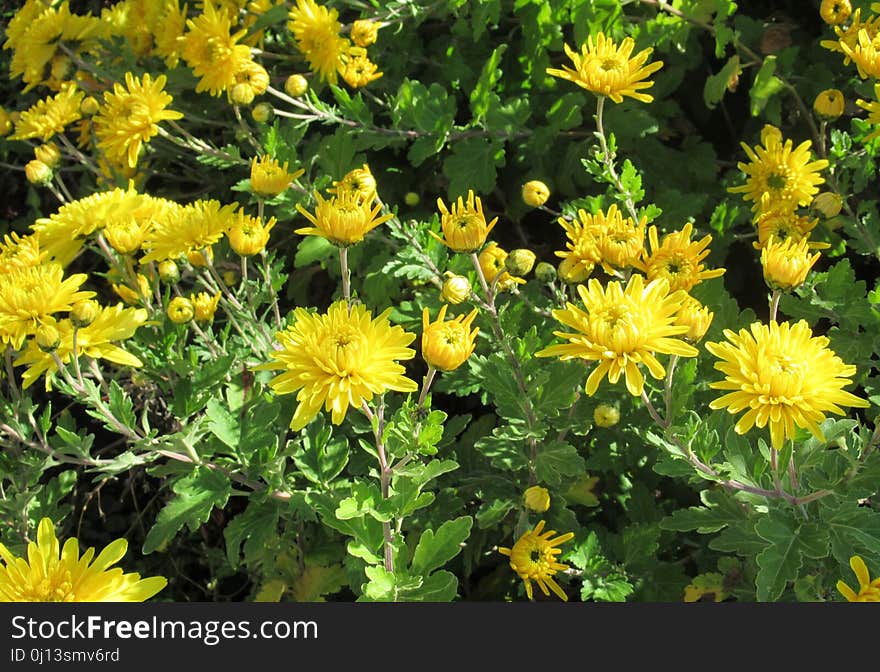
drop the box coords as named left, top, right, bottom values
left=167, top=296, right=194, bottom=324
left=505, top=249, right=537, bottom=277
left=478, top=242, right=526, bottom=291
left=287, top=0, right=350, bottom=85
left=813, top=89, right=845, bottom=120
left=11, top=84, right=84, bottom=142
left=341, top=47, right=383, bottom=88
left=761, top=236, right=821, bottom=291
left=190, top=291, right=221, bottom=324
left=440, top=274, right=471, bottom=304
left=593, top=403, right=620, bottom=427
left=421, top=305, right=479, bottom=372
left=706, top=320, right=870, bottom=450
left=351, top=19, right=379, bottom=48
left=812, top=192, right=843, bottom=218
left=840, top=28, right=880, bottom=79
left=331, top=164, right=377, bottom=203
left=635, top=222, right=726, bottom=293
left=140, top=199, right=238, bottom=264
left=674, top=295, right=714, bottom=343
left=753, top=208, right=828, bottom=251
left=546, top=32, right=664, bottom=104
left=250, top=155, right=304, bottom=198
left=25, top=160, right=53, bottom=186
left=295, top=190, right=392, bottom=247
left=228, top=212, right=277, bottom=256
left=254, top=301, right=418, bottom=430
left=499, top=520, right=574, bottom=601
left=523, top=486, right=551, bottom=513
left=522, top=180, right=550, bottom=207
left=820, top=0, right=851, bottom=26
left=180, top=0, right=253, bottom=96
left=821, top=8, right=880, bottom=65
left=431, top=191, right=498, bottom=253
left=837, top=555, right=880, bottom=602
left=537, top=275, right=698, bottom=397
left=0, top=518, right=166, bottom=602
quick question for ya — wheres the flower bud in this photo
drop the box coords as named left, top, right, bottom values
left=80, top=96, right=99, bottom=115
left=404, top=192, right=420, bottom=206
left=522, top=180, right=550, bottom=207
left=813, top=192, right=843, bottom=218
left=820, top=0, right=851, bottom=26
left=675, top=296, right=713, bottom=343
left=188, top=247, right=213, bottom=268
left=440, top=274, right=470, bottom=304
left=167, top=296, right=194, bottom=324
left=251, top=102, right=273, bottom=123
left=34, top=143, right=61, bottom=169
left=421, top=305, right=479, bottom=372
left=104, top=220, right=144, bottom=255
left=351, top=19, right=379, bottom=47
left=70, top=299, right=99, bottom=328
left=0, top=107, right=12, bottom=136
left=505, top=249, right=537, bottom=277
left=534, top=261, right=557, bottom=283
left=761, top=236, right=821, bottom=291
left=284, top=74, right=309, bottom=97
left=25, top=159, right=53, bottom=186
left=230, top=82, right=256, bottom=106
left=593, top=404, right=620, bottom=428
left=191, top=291, right=221, bottom=324
left=222, top=270, right=238, bottom=286
left=158, top=260, right=180, bottom=284
left=813, top=88, right=844, bottom=120
left=523, top=485, right=550, bottom=513
left=35, top=323, right=61, bottom=352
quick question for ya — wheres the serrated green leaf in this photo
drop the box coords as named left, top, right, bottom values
left=534, top=441, right=585, bottom=486
left=442, top=137, right=505, bottom=199
left=704, top=55, right=740, bottom=109
left=749, top=56, right=785, bottom=117
left=411, top=516, right=472, bottom=575
left=224, top=498, right=282, bottom=566
left=754, top=513, right=803, bottom=601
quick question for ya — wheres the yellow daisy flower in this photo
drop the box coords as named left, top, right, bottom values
left=705, top=320, right=870, bottom=450
left=523, top=486, right=551, bottom=513
left=837, top=555, right=880, bottom=602
left=351, top=19, right=379, bottom=48
left=152, top=0, right=188, bottom=68
left=167, top=296, right=194, bottom=324
left=761, top=236, right=821, bottom=291
left=729, top=124, right=829, bottom=215
left=546, top=32, right=664, bottom=104
left=227, top=211, right=277, bottom=256
left=840, top=27, right=880, bottom=79
left=93, top=72, right=183, bottom=169
left=287, top=0, right=350, bottom=85
left=821, top=8, right=880, bottom=65
left=431, top=190, right=498, bottom=253
left=254, top=300, right=418, bottom=431
left=536, top=275, right=699, bottom=397
left=331, top=164, right=377, bottom=202
left=0, top=233, right=47, bottom=273
left=295, top=190, right=393, bottom=247
left=634, top=222, right=726, bottom=293
left=421, top=304, right=479, bottom=372
left=594, top=205, right=646, bottom=272
left=190, top=291, right=221, bottom=324
left=498, top=520, right=574, bottom=601
left=14, top=304, right=147, bottom=391
left=250, top=155, right=304, bottom=198
left=553, top=207, right=615, bottom=280
left=140, top=199, right=238, bottom=264
left=0, top=518, right=165, bottom=602
left=674, top=295, right=714, bottom=343
left=341, top=47, right=383, bottom=88
left=856, top=82, right=880, bottom=142
left=0, top=263, right=94, bottom=351
left=752, top=208, right=829, bottom=251
left=11, top=83, right=84, bottom=142
left=180, top=0, right=252, bottom=96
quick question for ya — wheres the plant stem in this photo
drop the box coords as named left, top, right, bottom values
left=595, top=96, right=641, bottom=225
left=340, top=246, right=352, bottom=305
left=417, top=366, right=437, bottom=410
left=362, top=400, right=395, bottom=574
left=769, top=289, right=781, bottom=322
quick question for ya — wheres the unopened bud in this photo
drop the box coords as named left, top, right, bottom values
left=251, top=102, right=274, bottom=123
left=813, top=89, right=844, bottom=120
left=440, top=274, right=470, bottom=304
left=70, top=299, right=99, bottom=328
left=593, top=404, right=620, bottom=428
left=404, top=192, right=420, bottom=206
left=34, top=143, right=61, bottom=169
left=35, top=323, right=61, bottom=352
left=534, top=261, right=557, bottom=283
left=80, top=96, right=100, bottom=115
left=522, top=180, right=550, bottom=207
left=158, top=260, right=180, bottom=284
left=813, top=192, right=843, bottom=218
left=167, top=296, right=194, bottom=324
left=505, top=249, right=536, bottom=277
left=25, top=159, right=53, bottom=186
left=523, top=485, right=551, bottom=513
left=230, top=83, right=256, bottom=106
left=284, top=74, right=309, bottom=98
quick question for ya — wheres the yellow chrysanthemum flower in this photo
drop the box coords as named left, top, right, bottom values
left=593, top=403, right=620, bottom=427
left=440, top=273, right=471, bottom=304
left=11, top=83, right=84, bottom=142
left=478, top=242, right=526, bottom=291
left=152, top=0, right=188, bottom=68
left=254, top=300, right=418, bottom=431
left=0, top=263, right=94, bottom=351
left=552, top=208, right=611, bottom=280
left=536, top=275, right=699, bottom=397
left=431, top=190, right=498, bottom=253
left=331, top=164, right=377, bottom=202
left=227, top=211, right=277, bottom=256
left=103, top=214, right=151, bottom=256
left=295, top=191, right=393, bottom=247
left=813, top=88, right=845, bottom=120
left=820, top=0, right=852, bottom=26
left=167, top=296, right=194, bottom=324
left=522, top=180, right=550, bottom=207
left=523, top=486, right=551, bottom=513
left=341, top=47, right=383, bottom=88
left=856, top=82, right=880, bottom=142
left=229, top=58, right=270, bottom=104
left=0, top=233, right=46, bottom=273
left=181, top=0, right=253, bottom=96
left=498, top=520, right=574, bottom=601
left=93, top=72, right=183, bottom=169
left=0, top=518, right=165, bottom=602
left=140, top=199, right=238, bottom=264
left=761, top=236, right=821, bottom=291
left=14, top=304, right=147, bottom=390
left=421, top=305, right=479, bottom=372
left=674, top=295, right=714, bottom=343
left=250, top=155, right=304, bottom=198
left=351, top=19, right=379, bottom=48
left=287, top=0, right=350, bottom=85
left=634, top=222, right=726, bottom=293
left=837, top=555, right=880, bottom=602
left=546, top=32, right=664, bottom=104
left=753, top=208, right=829, bottom=251
left=595, top=208, right=646, bottom=273
left=840, top=28, right=880, bottom=79
left=821, top=8, right=880, bottom=65
left=729, top=124, right=829, bottom=215
left=705, top=320, right=870, bottom=450
left=190, top=291, right=221, bottom=324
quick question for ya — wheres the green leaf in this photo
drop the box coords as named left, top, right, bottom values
left=703, top=55, right=740, bottom=109
left=534, top=441, right=585, bottom=487
left=749, top=56, right=785, bottom=117
left=754, top=513, right=804, bottom=601
left=294, top=236, right=334, bottom=269
left=411, top=516, right=473, bottom=575
left=143, top=467, right=231, bottom=554
left=107, top=380, right=137, bottom=430
left=470, top=45, right=507, bottom=123
left=442, top=137, right=505, bottom=199
left=476, top=498, right=516, bottom=528
left=293, top=417, right=350, bottom=485
left=362, top=565, right=396, bottom=601
left=407, top=570, right=458, bottom=602
left=205, top=397, right=239, bottom=450
left=224, top=498, right=282, bottom=565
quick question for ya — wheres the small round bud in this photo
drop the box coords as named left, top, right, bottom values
left=522, top=180, right=550, bottom=207
left=820, top=0, right=851, bottom=26
left=251, top=102, right=274, bottom=123
left=404, top=191, right=420, bottom=206
left=25, top=159, right=53, bottom=186
left=813, top=191, right=843, bottom=218
left=158, top=260, right=180, bottom=284
left=534, top=261, right=557, bottom=284
left=36, top=323, right=62, bottom=352
left=230, top=83, right=256, bottom=106
left=523, top=485, right=550, bottom=513
left=351, top=19, right=379, bottom=48
left=70, top=299, right=99, bottom=328
left=284, top=74, right=309, bottom=98
left=80, top=96, right=100, bottom=115
left=0, top=107, right=12, bottom=136
left=34, top=143, right=61, bottom=169
left=440, top=274, right=471, bottom=304
left=813, top=89, right=844, bottom=120
left=505, top=249, right=537, bottom=277
left=593, top=404, right=620, bottom=428
left=104, top=220, right=144, bottom=255
left=222, top=270, right=238, bottom=286
left=167, top=296, right=194, bottom=324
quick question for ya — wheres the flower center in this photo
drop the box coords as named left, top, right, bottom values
left=767, top=172, right=788, bottom=191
